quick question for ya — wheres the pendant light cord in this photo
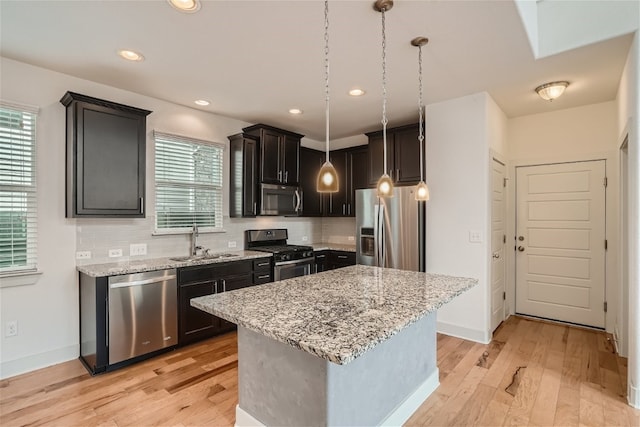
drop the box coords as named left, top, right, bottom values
left=418, top=44, right=424, bottom=182
left=381, top=6, right=388, bottom=175
left=324, top=0, right=330, bottom=163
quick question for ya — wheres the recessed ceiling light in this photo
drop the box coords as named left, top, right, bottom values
left=349, top=88, right=365, bottom=96
left=289, top=108, right=303, bottom=115
left=194, top=100, right=210, bottom=106
left=168, top=0, right=201, bottom=13
left=117, top=49, right=144, bottom=62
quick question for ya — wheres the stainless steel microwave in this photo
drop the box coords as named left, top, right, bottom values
left=260, top=183, right=302, bottom=216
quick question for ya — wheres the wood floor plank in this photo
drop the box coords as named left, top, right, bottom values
left=1, top=316, right=635, bottom=427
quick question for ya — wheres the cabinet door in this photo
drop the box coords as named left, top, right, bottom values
left=394, top=125, right=422, bottom=184
left=217, top=273, right=253, bottom=332
left=69, top=101, right=148, bottom=217
left=243, top=138, right=258, bottom=216
left=366, top=133, right=394, bottom=187
left=178, top=281, right=219, bottom=345
left=261, top=130, right=282, bottom=183
left=348, top=147, right=368, bottom=217
left=299, top=147, right=324, bottom=216
left=326, top=151, right=347, bottom=216
left=314, top=251, right=330, bottom=273
left=282, top=135, right=300, bottom=185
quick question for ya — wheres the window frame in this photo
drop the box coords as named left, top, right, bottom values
left=153, top=131, right=225, bottom=235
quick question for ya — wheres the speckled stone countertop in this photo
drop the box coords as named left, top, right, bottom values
left=77, top=250, right=271, bottom=277
left=311, top=242, right=356, bottom=252
left=191, top=265, right=477, bottom=365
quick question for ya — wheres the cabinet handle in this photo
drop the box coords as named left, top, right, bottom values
left=278, top=170, right=283, bottom=182
left=285, top=171, right=289, bottom=183
left=257, top=274, right=270, bottom=279
left=222, top=279, right=226, bottom=292
left=140, top=197, right=144, bottom=215
left=396, top=169, right=399, bottom=181
left=337, top=255, right=348, bottom=259
left=257, top=262, right=270, bottom=267
left=315, top=265, right=318, bottom=274
left=348, top=204, right=351, bottom=215
left=214, top=280, right=218, bottom=294
left=343, top=204, right=346, bottom=215
left=316, top=255, right=326, bottom=259
left=253, top=202, right=257, bottom=215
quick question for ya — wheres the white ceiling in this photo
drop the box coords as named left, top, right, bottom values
left=0, top=0, right=633, bottom=141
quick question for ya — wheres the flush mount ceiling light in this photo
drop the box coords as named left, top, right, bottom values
left=535, top=81, right=569, bottom=101
left=117, top=49, right=144, bottom=62
left=316, top=0, right=339, bottom=193
left=289, top=108, right=303, bottom=115
left=412, top=36, right=430, bottom=202
left=349, top=88, right=366, bottom=96
left=375, top=0, right=394, bottom=198
left=168, top=0, right=201, bottom=13
left=194, top=100, right=210, bottom=106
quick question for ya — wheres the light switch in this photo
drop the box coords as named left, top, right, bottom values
left=469, top=231, right=482, bottom=243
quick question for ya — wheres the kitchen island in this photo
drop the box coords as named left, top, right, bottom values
left=191, top=265, right=477, bottom=426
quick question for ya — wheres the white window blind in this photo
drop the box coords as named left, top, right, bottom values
left=154, top=131, right=224, bottom=232
left=0, top=102, right=38, bottom=273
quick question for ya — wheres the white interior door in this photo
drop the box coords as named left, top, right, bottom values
left=515, top=160, right=606, bottom=328
left=491, top=158, right=506, bottom=332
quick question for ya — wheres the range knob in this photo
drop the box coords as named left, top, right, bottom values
left=282, top=254, right=290, bottom=261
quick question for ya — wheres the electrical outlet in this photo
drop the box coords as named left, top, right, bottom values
left=108, top=248, right=123, bottom=258
left=76, top=251, right=91, bottom=260
left=130, top=243, right=147, bottom=256
left=301, top=236, right=309, bottom=242
left=6, top=320, right=17, bottom=337
left=469, top=231, right=482, bottom=243
left=228, top=241, right=237, bottom=249
left=347, top=236, right=355, bottom=242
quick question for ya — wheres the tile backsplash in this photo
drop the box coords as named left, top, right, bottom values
left=76, top=215, right=328, bottom=265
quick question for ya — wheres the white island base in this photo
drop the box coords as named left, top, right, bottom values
left=234, top=312, right=439, bottom=427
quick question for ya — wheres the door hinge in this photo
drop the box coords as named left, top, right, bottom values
left=503, top=177, right=507, bottom=188
left=605, top=239, right=608, bottom=250
left=503, top=234, right=506, bottom=244
left=503, top=291, right=506, bottom=301
left=603, top=177, right=608, bottom=187
left=604, top=301, right=608, bottom=313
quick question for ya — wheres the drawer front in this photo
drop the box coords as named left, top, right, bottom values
left=329, top=251, right=356, bottom=264
left=253, top=271, right=273, bottom=285
left=178, top=265, right=215, bottom=285
left=253, top=257, right=272, bottom=271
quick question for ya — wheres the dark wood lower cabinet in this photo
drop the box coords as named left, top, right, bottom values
left=177, top=257, right=271, bottom=346
left=314, top=250, right=330, bottom=273
left=313, top=250, right=355, bottom=273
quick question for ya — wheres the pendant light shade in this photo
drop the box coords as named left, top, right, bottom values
left=316, top=0, right=340, bottom=193
left=375, top=0, right=394, bottom=198
left=412, top=36, right=430, bottom=202
left=317, top=160, right=339, bottom=192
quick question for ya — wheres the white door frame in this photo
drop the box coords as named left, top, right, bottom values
left=490, top=155, right=507, bottom=331
left=506, top=152, right=619, bottom=335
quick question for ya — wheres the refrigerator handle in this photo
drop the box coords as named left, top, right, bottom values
left=377, top=201, right=385, bottom=267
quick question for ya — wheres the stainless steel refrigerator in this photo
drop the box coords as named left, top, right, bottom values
left=356, top=187, right=426, bottom=272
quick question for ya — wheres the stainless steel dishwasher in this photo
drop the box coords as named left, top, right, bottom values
left=108, top=269, right=177, bottom=364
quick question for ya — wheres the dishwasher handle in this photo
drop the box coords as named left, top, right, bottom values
left=109, top=270, right=177, bottom=288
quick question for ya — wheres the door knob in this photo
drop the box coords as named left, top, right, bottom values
left=518, top=236, right=525, bottom=241
left=493, top=253, right=500, bottom=259
left=518, top=246, right=525, bottom=252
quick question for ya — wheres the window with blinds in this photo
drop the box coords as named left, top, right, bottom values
left=0, top=102, right=38, bottom=273
left=154, top=132, right=224, bottom=232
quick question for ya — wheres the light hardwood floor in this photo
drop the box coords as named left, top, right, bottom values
left=1, top=316, right=638, bottom=426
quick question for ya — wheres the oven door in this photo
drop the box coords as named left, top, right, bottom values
left=274, top=258, right=314, bottom=281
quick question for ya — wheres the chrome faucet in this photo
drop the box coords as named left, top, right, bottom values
left=191, top=223, right=203, bottom=256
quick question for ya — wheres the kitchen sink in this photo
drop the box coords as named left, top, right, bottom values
left=169, top=253, right=239, bottom=262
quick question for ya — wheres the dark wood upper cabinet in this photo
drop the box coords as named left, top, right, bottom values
left=366, top=123, right=422, bottom=187
left=243, top=124, right=303, bottom=185
left=325, top=145, right=368, bottom=217
left=60, top=91, right=151, bottom=218
left=299, top=147, right=325, bottom=216
left=229, top=134, right=259, bottom=217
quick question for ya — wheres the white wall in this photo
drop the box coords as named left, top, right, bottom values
left=425, top=92, right=493, bottom=343
left=0, top=57, right=322, bottom=379
left=616, top=31, right=640, bottom=409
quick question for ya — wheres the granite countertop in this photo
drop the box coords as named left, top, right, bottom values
left=77, top=250, right=271, bottom=277
left=311, top=242, right=356, bottom=252
left=191, top=265, right=477, bottom=365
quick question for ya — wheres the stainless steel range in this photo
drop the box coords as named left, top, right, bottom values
left=246, top=229, right=314, bottom=281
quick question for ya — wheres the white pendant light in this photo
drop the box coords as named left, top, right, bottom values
left=316, top=0, right=339, bottom=193
left=375, top=0, right=394, bottom=198
left=535, top=81, right=569, bottom=101
left=412, top=36, right=430, bottom=202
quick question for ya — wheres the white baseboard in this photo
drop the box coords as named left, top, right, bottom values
left=0, top=344, right=77, bottom=380
left=235, top=369, right=439, bottom=427
left=630, top=382, right=639, bottom=409
left=437, top=320, right=491, bottom=344
left=380, top=368, right=439, bottom=426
